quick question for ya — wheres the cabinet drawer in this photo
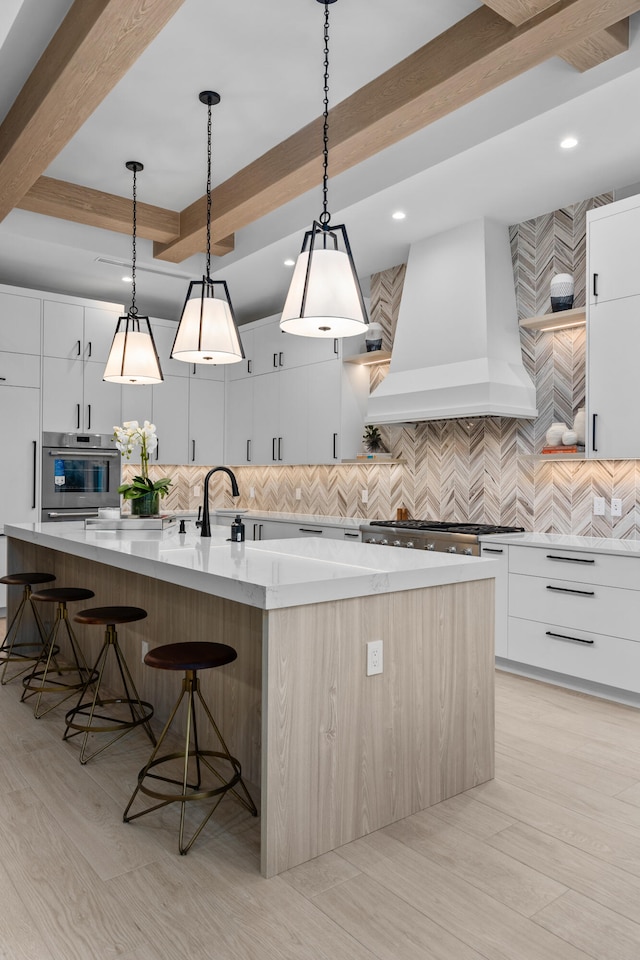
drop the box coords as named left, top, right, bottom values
left=509, top=543, right=640, bottom=590
left=0, top=351, right=40, bottom=388
left=508, top=616, right=640, bottom=694
left=509, top=572, right=640, bottom=641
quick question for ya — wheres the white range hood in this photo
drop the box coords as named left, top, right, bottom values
left=366, top=218, right=537, bottom=424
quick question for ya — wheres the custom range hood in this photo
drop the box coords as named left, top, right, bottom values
left=366, top=218, right=537, bottom=424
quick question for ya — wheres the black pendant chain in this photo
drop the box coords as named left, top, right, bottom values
left=125, top=160, right=144, bottom=317
left=206, top=96, right=213, bottom=279
left=320, top=1, right=331, bottom=228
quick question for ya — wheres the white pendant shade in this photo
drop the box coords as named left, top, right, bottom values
left=280, top=248, right=368, bottom=338
left=104, top=328, right=163, bottom=384
left=172, top=289, right=243, bottom=364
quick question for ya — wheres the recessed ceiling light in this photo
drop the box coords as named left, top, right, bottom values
left=560, top=136, right=578, bottom=150
left=121, top=275, right=132, bottom=282
left=392, top=210, right=406, bottom=220
left=284, top=259, right=295, bottom=267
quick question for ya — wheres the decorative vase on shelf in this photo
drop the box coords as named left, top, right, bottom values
left=365, top=322, right=383, bottom=352
left=573, top=407, right=586, bottom=445
left=550, top=273, right=574, bottom=312
left=130, top=491, right=160, bottom=517
left=545, top=421, right=567, bottom=446
left=562, top=429, right=578, bottom=446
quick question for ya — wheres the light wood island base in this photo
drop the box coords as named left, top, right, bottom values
left=8, top=536, right=494, bottom=877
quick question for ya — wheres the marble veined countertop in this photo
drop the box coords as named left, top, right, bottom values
left=6, top=521, right=497, bottom=610
left=480, top=530, right=640, bottom=557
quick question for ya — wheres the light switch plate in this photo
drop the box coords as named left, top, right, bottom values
left=593, top=496, right=605, bottom=516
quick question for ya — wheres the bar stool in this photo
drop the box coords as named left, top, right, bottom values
left=0, top=572, right=56, bottom=684
left=21, top=587, right=96, bottom=719
left=63, top=607, right=155, bottom=764
left=123, top=641, right=257, bottom=854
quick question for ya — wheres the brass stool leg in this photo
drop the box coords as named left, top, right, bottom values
left=64, top=625, right=155, bottom=764
left=123, top=670, right=257, bottom=855
left=21, top=603, right=95, bottom=719
left=0, top=586, right=50, bottom=685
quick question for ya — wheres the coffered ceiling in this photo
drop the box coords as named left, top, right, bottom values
left=1, top=0, right=640, bottom=323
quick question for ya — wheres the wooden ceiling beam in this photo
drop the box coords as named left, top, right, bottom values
left=483, top=2, right=629, bottom=70
left=0, top=0, right=188, bottom=224
left=154, top=0, right=640, bottom=263
left=16, top=176, right=235, bottom=254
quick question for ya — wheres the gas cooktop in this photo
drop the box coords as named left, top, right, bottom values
left=366, top=520, right=524, bottom=536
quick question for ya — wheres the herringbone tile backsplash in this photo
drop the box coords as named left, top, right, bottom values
left=126, top=194, right=639, bottom=538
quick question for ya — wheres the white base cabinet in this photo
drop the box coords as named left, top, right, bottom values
left=502, top=541, right=640, bottom=698
left=215, top=513, right=361, bottom=542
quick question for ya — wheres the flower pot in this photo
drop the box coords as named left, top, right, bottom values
left=130, top=491, right=159, bottom=517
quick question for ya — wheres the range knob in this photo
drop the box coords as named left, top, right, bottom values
left=463, top=548, right=473, bottom=556
left=366, top=538, right=377, bottom=544
left=406, top=541, right=415, bottom=549
left=380, top=539, right=388, bottom=546
left=447, top=546, right=458, bottom=553
left=393, top=540, right=402, bottom=547
left=426, top=543, right=435, bottom=551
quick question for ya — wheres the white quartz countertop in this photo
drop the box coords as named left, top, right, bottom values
left=6, top=521, right=497, bottom=610
left=480, top=530, right=640, bottom=558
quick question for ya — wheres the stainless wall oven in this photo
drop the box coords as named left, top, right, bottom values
left=41, top=432, right=120, bottom=522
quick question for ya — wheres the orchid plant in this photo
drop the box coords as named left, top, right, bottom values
left=113, top=420, right=172, bottom=502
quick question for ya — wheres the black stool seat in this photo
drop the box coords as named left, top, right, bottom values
left=144, top=641, right=237, bottom=672
left=0, top=572, right=55, bottom=587
left=32, top=587, right=95, bottom=604
left=74, top=606, right=147, bottom=626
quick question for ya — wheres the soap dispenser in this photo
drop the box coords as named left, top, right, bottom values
left=231, top=515, right=245, bottom=542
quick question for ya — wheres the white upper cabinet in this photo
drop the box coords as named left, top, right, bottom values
left=250, top=314, right=341, bottom=376
left=43, top=300, right=120, bottom=363
left=225, top=378, right=254, bottom=464
left=151, top=375, right=189, bottom=465
left=189, top=378, right=224, bottom=465
left=150, top=319, right=189, bottom=378
left=226, top=328, right=254, bottom=381
left=0, top=291, right=41, bottom=355
left=83, top=306, right=122, bottom=363
left=588, top=196, right=640, bottom=305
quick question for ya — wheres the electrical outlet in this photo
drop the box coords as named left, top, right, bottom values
left=193, top=485, right=201, bottom=498
left=249, top=487, right=255, bottom=499
left=611, top=498, right=623, bottom=517
left=366, top=640, right=383, bottom=676
left=141, top=640, right=148, bottom=664
left=361, top=488, right=369, bottom=503
left=295, top=488, right=302, bottom=500
left=593, top=496, right=605, bottom=516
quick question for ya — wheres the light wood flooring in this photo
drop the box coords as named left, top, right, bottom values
left=2, top=617, right=640, bottom=960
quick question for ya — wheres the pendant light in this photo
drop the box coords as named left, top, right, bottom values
left=171, top=91, right=244, bottom=365
left=280, top=0, right=368, bottom=339
left=104, top=162, right=163, bottom=384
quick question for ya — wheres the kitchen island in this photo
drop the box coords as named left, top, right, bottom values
left=5, top=521, right=497, bottom=876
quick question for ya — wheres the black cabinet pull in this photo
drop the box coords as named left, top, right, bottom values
left=246, top=439, right=251, bottom=462
left=333, top=432, right=338, bottom=459
left=592, top=413, right=598, bottom=453
left=482, top=547, right=504, bottom=554
left=279, top=352, right=284, bottom=367
left=247, top=359, right=252, bottom=374
left=546, top=630, right=594, bottom=646
left=278, top=437, right=283, bottom=461
left=273, top=353, right=278, bottom=368
left=87, top=404, right=91, bottom=429
left=87, top=341, right=92, bottom=358
left=258, top=523, right=263, bottom=540
left=156, top=441, right=159, bottom=461
left=593, top=273, right=598, bottom=297
left=32, top=440, right=37, bottom=509
left=344, top=532, right=359, bottom=538
left=299, top=527, right=323, bottom=534
left=272, top=437, right=277, bottom=461
left=0, top=377, right=6, bottom=381
left=76, top=403, right=81, bottom=429
left=546, top=554, right=595, bottom=564
left=333, top=338, right=339, bottom=355
left=76, top=339, right=81, bottom=357
left=192, top=439, right=196, bottom=462
left=546, top=585, right=595, bottom=597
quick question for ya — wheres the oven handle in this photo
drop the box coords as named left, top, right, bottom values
left=46, top=449, right=119, bottom=458
left=46, top=511, right=101, bottom=518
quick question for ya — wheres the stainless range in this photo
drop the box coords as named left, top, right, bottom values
left=359, top=520, right=524, bottom=556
